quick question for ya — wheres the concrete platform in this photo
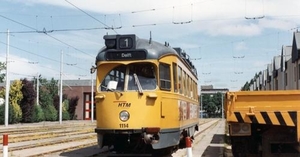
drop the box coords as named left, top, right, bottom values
left=173, top=119, right=227, bottom=157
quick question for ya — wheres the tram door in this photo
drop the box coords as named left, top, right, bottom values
left=83, top=93, right=95, bottom=120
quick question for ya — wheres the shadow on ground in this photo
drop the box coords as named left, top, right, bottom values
left=201, top=134, right=225, bottom=157
left=59, top=145, right=104, bottom=157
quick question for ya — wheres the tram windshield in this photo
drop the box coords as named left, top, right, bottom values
left=100, top=63, right=157, bottom=92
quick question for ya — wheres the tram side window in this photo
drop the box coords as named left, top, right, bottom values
left=178, top=66, right=182, bottom=94
left=100, top=65, right=126, bottom=91
left=196, top=82, right=198, bottom=99
left=194, top=81, right=197, bottom=99
left=172, top=63, right=178, bottom=93
left=159, top=63, right=171, bottom=90
left=189, top=77, right=192, bottom=98
left=183, top=72, right=187, bottom=96
left=187, top=76, right=190, bottom=97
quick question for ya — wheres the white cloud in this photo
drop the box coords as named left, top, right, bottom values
left=258, top=18, right=296, bottom=30
left=13, top=0, right=300, bottom=37
left=202, top=21, right=262, bottom=36
left=234, top=41, right=247, bottom=51
left=0, top=53, right=58, bottom=80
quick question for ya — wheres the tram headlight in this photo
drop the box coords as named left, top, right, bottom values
left=105, top=39, right=116, bottom=49
left=119, top=110, right=130, bottom=122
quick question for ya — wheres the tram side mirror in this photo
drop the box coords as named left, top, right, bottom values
left=107, top=81, right=118, bottom=90
left=90, top=66, right=96, bottom=74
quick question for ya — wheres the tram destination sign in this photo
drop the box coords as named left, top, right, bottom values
left=105, top=50, right=147, bottom=61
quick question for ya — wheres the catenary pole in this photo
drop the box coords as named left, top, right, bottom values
left=36, top=73, right=39, bottom=106
left=221, top=93, right=224, bottom=119
left=91, top=67, right=94, bottom=122
left=4, top=29, right=10, bottom=127
left=200, top=94, right=203, bottom=118
left=59, top=51, right=63, bottom=124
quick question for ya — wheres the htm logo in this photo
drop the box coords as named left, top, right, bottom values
left=118, top=103, right=131, bottom=107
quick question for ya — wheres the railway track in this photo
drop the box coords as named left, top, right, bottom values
left=0, top=121, right=96, bottom=157
left=90, top=119, right=220, bottom=157
left=0, top=122, right=94, bottom=135
left=1, top=128, right=93, bottom=144
left=0, top=119, right=219, bottom=157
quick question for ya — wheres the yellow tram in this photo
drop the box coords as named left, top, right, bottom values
left=92, top=34, right=199, bottom=155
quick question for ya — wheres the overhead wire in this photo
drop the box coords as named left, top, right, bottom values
left=0, top=1, right=297, bottom=87
left=0, top=40, right=87, bottom=72
left=244, top=0, right=265, bottom=20
left=64, top=0, right=119, bottom=32
left=0, top=14, right=94, bottom=58
left=0, top=27, right=109, bottom=34
left=172, top=4, right=193, bottom=24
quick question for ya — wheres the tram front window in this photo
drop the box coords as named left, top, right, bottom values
left=100, top=65, right=126, bottom=91
left=128, top=63, right=157, bottom=90
left=100, top=63, right=157, bottom=92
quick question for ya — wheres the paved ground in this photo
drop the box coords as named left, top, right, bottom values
left=173, top=119, right=227, bottom=157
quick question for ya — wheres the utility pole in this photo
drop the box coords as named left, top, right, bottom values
left=36, top=73, right=39, bottom=106
left=221, top=94, right=224, bottom=119
left=200, top=94, right=203, bottom=118
left=4, top=29, right=10, bottom=127
left=59, top=51, right=63, bottom=124
left=91, top=66, right=94, bottom=122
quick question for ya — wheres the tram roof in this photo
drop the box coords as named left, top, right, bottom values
left=96, top=37, right=177, bottom=61
left=95, top=34, right=198, bottom=77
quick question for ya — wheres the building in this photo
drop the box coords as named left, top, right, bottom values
left=273, top=55, right=281, bottom=90
left=280, top=46, right=292, bottom=90
left=63, top=80, right=95, bottom=120
left=291, top=32, right=300, bottom=89
left=249, top=31, right=300, bottom=91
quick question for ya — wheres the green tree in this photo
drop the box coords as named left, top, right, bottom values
left=0, top=80, right=23, bottom=124
left=206, top=101, right=217, bottom=117
left=39, top=85, right=53, bottom=109
left=202, top=93, right=224, bottom=118
left=38, top=76, right=58, bottom=121
left=62, top=99, right=70, bottom=120
left=43, top=105, right=58, bottom=121
left=53, top=94, right=68, bottom=114
left=32, top=104, right=45, bottom=122
left=9, top=80, right=23, bottom=123
left=40, top=77, right=58, bottom=99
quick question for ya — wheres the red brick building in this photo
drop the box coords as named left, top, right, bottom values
left=63, top=80, right=95, bottom=120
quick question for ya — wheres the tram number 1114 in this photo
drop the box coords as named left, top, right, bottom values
left=119, top=123, right=129, bottom=128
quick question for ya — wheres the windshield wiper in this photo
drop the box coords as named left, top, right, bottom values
left=133, top=73, right=143, bottom=95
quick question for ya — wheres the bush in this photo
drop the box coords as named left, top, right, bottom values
left=0, top=105, right=4, bottom=124
left=62, top=110, right=70, bottom=120
left=43, top=105, right=57, bottom=121
left=20, top=79, right=36, bottom=123
left=0, top=102, right=23, bottom=124
left=9, top=102, right=22, bottom=124
left=0, top=80, right=23, bottom=124
left=62, top=100, right=70, bottom=120
left=32, top=105, right=45, bottom=122
left=68, top=96, right=79, bottom=120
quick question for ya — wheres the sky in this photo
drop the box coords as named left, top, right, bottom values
left=0, top=0, right=300, bottom=91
